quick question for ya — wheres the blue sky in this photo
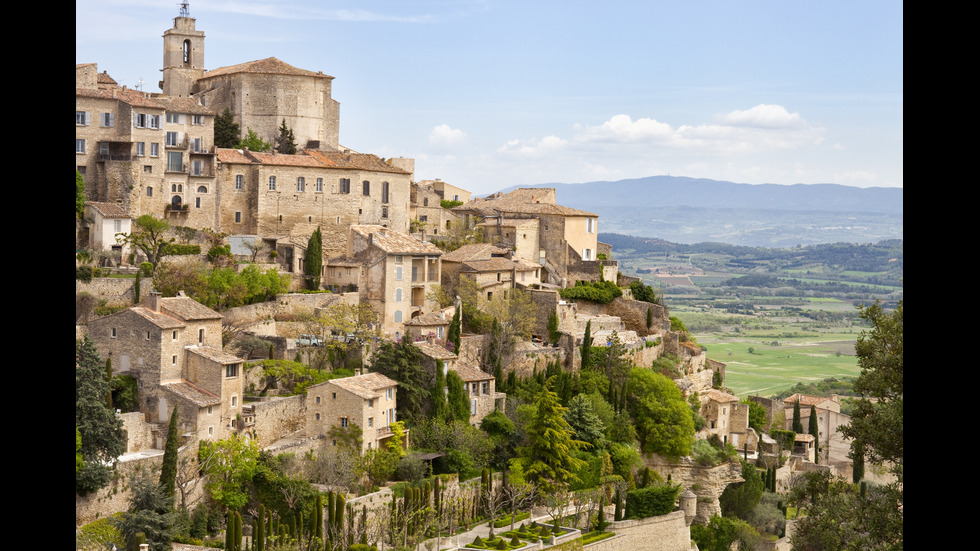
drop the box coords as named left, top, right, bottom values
left=76, top=0, right=903, bottom=195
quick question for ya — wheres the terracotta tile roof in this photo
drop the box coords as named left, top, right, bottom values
left=782, top=394, right=835, bottom=407
left=160, top=296, right=223, bottom=321
left=96, top=72, right=118, bottom=86
left=440, top=243, right=509, bottom=263
left=76, top=86, right=167, bottom=109
left=86, top=201, right=130, bottom=219
left=459, top=188, right=596, bottom=217
left=452, top=362, right=492, bottom=382
left=330, top=372, right=397, bottom=399
left=351, top=225, right=443, bottom=255
left=704, top=389, right=739, bottom=403
left=199, top=57, right=334, bottom=80
left=413, top=341, right=456, bottom=360
left=160, top=379, right=221, bottom=407
left=214, top=148, right=411, bottom=174
left=154, top=96, right=214, bottom=115
left=187, top=345, right=243, bottom=365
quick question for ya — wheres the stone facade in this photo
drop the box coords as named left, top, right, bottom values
left=306, top=372, right=400, bottom=453
left=591, top=511, right=692, bottom=551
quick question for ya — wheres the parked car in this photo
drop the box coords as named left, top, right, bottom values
left=297, top=334, right=324, bottom=347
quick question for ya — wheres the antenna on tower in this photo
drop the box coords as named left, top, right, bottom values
left=135, top=77, right=145, bottom=91
left=178, top=1, right=190, bottom=17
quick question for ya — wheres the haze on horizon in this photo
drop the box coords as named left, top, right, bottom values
left=76, top=0, right=903, bottom=195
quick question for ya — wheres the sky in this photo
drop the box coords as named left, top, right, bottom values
left=76, top=0, right=903, bottom=196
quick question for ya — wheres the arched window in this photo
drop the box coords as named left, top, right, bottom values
left=171, top=195, right=182, bottom=209
left=183, top=40, right=191, bottom=65
left=197, top=186, right=208, bottom=193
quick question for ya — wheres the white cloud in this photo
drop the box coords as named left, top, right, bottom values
left=428, top=124, right=467, bottom=147
left=498, top=135, right=567, bottom=157
left=573, top=114, right=673, bottom=143
left=715, top=104, right=806, bottom=129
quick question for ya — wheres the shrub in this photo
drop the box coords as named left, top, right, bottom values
left=625, top=483, right=682, bottom=519
left=559, top=280, right=623, bottom=304
left=76, top=266, right=94, bottom=281
left=164, top=243, right=202, bottom=256
left=139, top=262, right=155, bottom=277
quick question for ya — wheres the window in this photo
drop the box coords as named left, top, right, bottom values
left=332, top=392, right=337, bottom=399
left=297, top=177, right=305, bottom=192
left=208, top=426, right=214, bottom=436
left=382, top=207, right=388, bottom=219
left=115, top=220, right=123, bottom=233
left=368, top=399, right=374, bottom=408
left=173, top=331, right=177, bottom=340
left=471, top=399, right=477, bottom=415
left=191, top=160, right=204, bottom=176
left=395, top=266, right=403, bottom=281
left=150, top=143, right=160, bottom=157
left=386, top=388, right=393, bottom=400
left=77, top=166, right=86, bottom=176
left=235, top=174, right=244, bottom=190
left=136, top=142, right=145, bottom=156
left=368, top=417, right=374, bottom=428
left=340, top=417, right=349, bottom=428
left=100, top=112, right=114, bottom=127
left=99, top=142, right=109, bottom=156
left=191, top=114, right=203, bottom=125
left=197, top=185, right=208, bottom=194
left=111, top=327, right=117, bottom=338
left=423, top=198, right=429, bottom=207
left=316, top=178, right=323, bottom=192
left=198, top=329, right=204, bottom=343
left=382, top=181, right=389, bottom=203
left=172, top=355, right=178, bottom=366
left=482, top=382, right=489, bottom=395
left=76, top=139, right=85, bottom=154
left=76, top=111, right=90, bottom=126
left=362, top=180, right=370, bottom=196
left=226, top=364, right=238, bottom=377
left=587, top=218, right=595, bottom=233
left=395, top=288, right=402, bottom=302
left=167, top=152, right=183, bottom=172
left=339, top=178, right=350, bottom=194
left=235, top=211, right=241, bottom=223
left=315, top=413, right=321, bottom=421
left=316, top=396, right=321, bottom=405
left=583, top=248, right=592, bottom=261
left=268, top=176, right=277, bottom=191
left=146, top=186, right=153, bottom=196
left=191, top=137, right=202, bottom=153
left=207, top=406, right=213, bottom=415
left=231, top=395, right=237, bottom=407
left=166, top=132, right=179, bottom=146
left=394, top=310, right=403, bottom=323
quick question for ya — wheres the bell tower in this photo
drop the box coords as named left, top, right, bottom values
left=161, top=2, right=205, bottom=97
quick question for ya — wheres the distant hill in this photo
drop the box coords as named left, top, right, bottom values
left=497, top=176, right=903, bottom=246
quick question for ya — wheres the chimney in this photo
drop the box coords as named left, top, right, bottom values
left=147, top=291, right=162, bottom=312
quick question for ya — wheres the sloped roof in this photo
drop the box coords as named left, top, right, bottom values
left=154, top=96, right=214, bottom=115
left=440, top=243, right=509, bottom=263
left=160, top=296, right=223, bottom=321
left=783, top=394, right=836, bottom=407
left=214, top=148, right=411, bottom=175
left=329, top=372, right=397, bottom=399
left=404, top=313, right=449, bottom=326
left=76, top=86, right=166, bottom=109
left=413, top=341, right=456, bottom=361
left=460, top=258, right=524, bottom=273
left=704, top=389, right=739, bottom=403
left=129, top=306, right=186, bottom=330
left=160, top=379, right=222, bottom=407
left=452, top=362, right=492, bottom=382
left=458, top=188, right=595, bottom=217
left=351, top=225, right=442, bottom=255
left=187, top=345, right=243, bottom=365
left=86, top=201, right=130, bottom=219
left=199, top=57, right=334, bottom=80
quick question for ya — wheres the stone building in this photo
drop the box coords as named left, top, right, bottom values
left=439, top=243, right=542, bottom=301
left=410, top=181, right=464, bottom=240
left=340, top=225, right=444, bottom=337
left=412, top=340, right=505, bottom=426
left=454, top=188, right=602, bottom=286
left=700, top=389, right=757, bottom=451
left=88, top=292, right=246, bottom=444
left=83, top=201, right=131, bottom=261
left=782, top=394, right=851, bottom=464
left=305, top=372, right=402, bottom=453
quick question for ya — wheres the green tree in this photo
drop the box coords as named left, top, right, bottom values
left=446, top=370, right=470, bottom=423
left=236, top=127, right=271, bottom=151
left=214, top=108, right=240, bottom=148
left=369, top=340, right=431, bottom=423
left=792, top=399, right=803, bottom=433
left=719, top=460, right=764, bottom=520
left=516, top=381, right=587, bottom=494
left=274, top=119, right=297, bottom=154
left=789, top=473, right=902, bottom=551
left=117, top=215, right=174, bottom=268
left=564, top=394, right=605, bottom=450
left=159, top=406, right=180, bottom=499
left=741, top=398, right=767, bottom=433
left=76, top=337, right=126, bottom=495
left=76, top=425, right=84, bottom=473
left=625, top=368, right=694, bottom=458
left=547, top=311, right=561, bottom=344
left=76, top=169, right=86, bottom=218
left=198, top=435, right=261, bottom=510
left=431, top=360, right=448, bottom=421
left=839, top=300, right=903, bottom=481
left=305, top=227, right=323, bottom=291
left=448, top=307, right=462, bottom=353
left=580, top=320, right=593, bottom=372
left=114, top=469, right=176, bottom=551
left=808, top=405, right=820, bottom=464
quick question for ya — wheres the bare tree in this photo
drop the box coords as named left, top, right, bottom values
left=503, top=479, right=538, bottom=532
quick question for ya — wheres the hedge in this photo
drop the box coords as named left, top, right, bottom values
left=625, top=483, right=682, bottom=519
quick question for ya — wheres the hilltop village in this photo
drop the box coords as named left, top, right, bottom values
left=76, top=7, right=897, bottom=551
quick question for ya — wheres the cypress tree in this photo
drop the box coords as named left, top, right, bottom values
left=335, top=493, right=345, bottom=537
left=105, top=358, right=114, bottom=409
left=614, top=487, right=623, bottom=521
left=646, top=307, right=653, bottom=329
left=808, top=406, right=819, bottom=464
left=305, top=227, right=323, bottom=290
left=134, top=274, right=141, bottom=304
left=597, top=495, right=606, bottom=531
left=159, top=406, right=180, bottom=499
left=851, top=440, right=865, bottom=483
left=235, top=511, right=243, bottom=551
left=314, top=494, right=323, bottom=548
left=256, top=504, right=265, bottom=551
left=432, top=359, right=447, bottom=420
left=581, top=320, right=593, bottom=371
left=792, top=399, right=803, bottom=433
left=448, top=307, right=462, bottom=353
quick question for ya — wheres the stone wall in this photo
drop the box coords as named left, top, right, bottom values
left=120, top=411, right=157, bottom=452
left=587, top=511, right=691, bottom=551
left=641, top=454, right=743, bottom=525
left=250, top=394, right=307, bottom=448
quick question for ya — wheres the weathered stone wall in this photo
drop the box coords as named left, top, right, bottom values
left=641, top=454, right=744, bottom=525
left=120, top=411, right=156, bottom=452
left=588, top=511, right=691, bottom=551
left=250, top=394, right=307, bottom=448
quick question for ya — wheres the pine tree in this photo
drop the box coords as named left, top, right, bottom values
left=159, top=406, right=180, bottom=499
left=214, top=108, right=241, bottom=148
left=305, top=227, right=323, bottom=291
left=517, top=380, right=587, bottom=494
left=76, top=336, right=126, bottom=495
left=274, top=119, right=297, bottom=154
